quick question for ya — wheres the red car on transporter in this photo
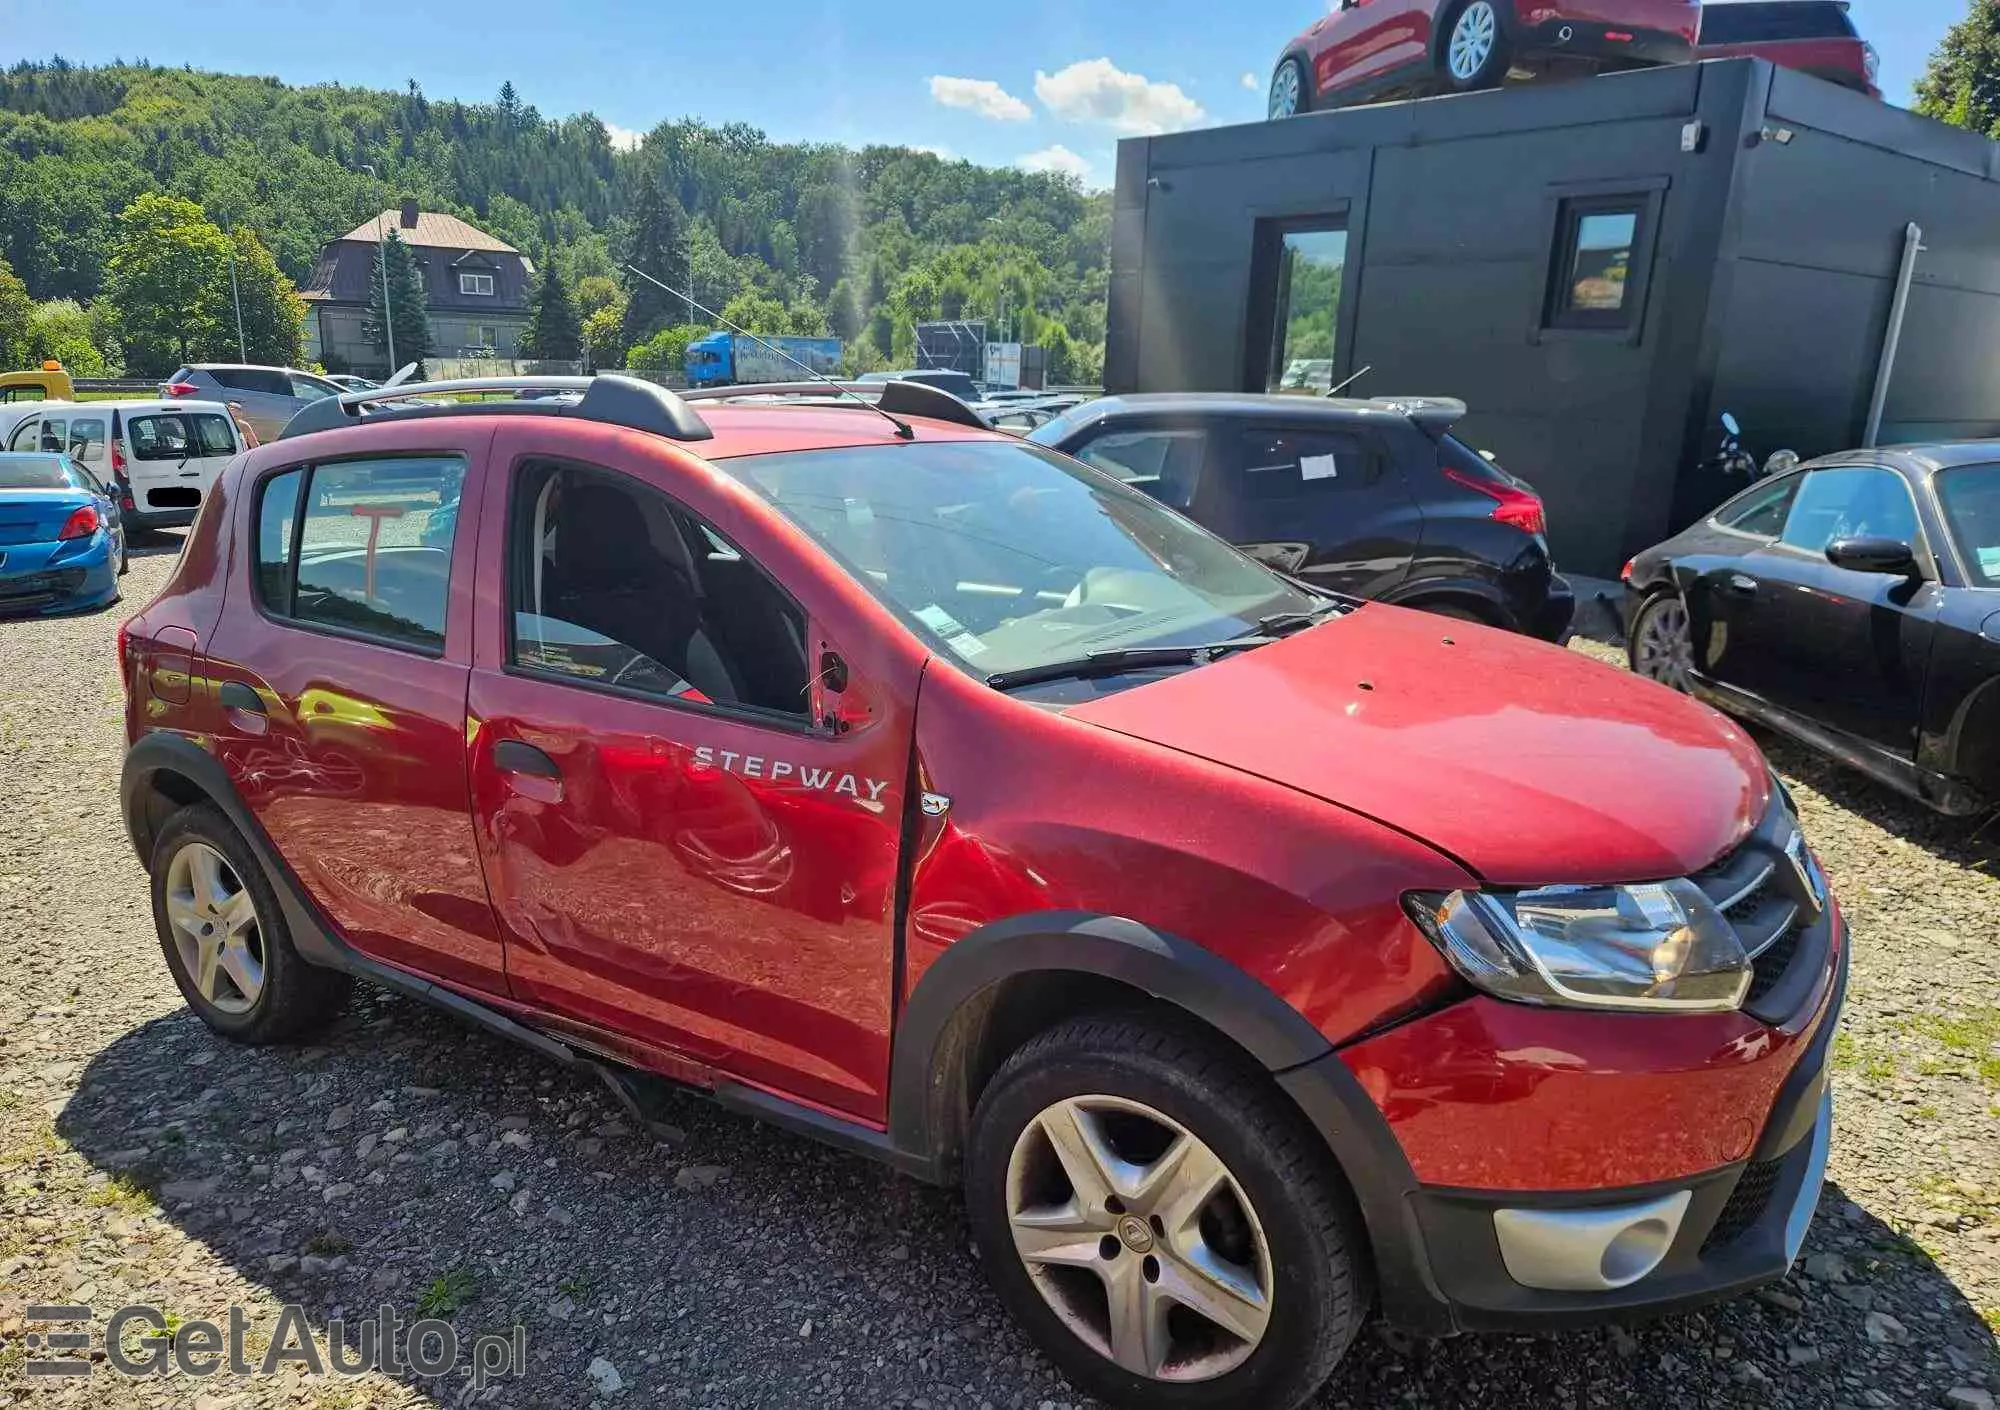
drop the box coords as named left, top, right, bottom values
left=119, top=375, right=1844, bottom=1410
left=1270, top=0, right=1703, bottom=115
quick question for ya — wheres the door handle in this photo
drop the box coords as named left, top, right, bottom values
left=494, top=741, right=560, bottom=778
left=219, top=682, right=265, bottom=713
left=494, top=739, right=564, bottom=803
left=218, top=681, right=269, bottom=736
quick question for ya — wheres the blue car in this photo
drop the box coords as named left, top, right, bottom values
left=0, top=451, right=128, bottom=616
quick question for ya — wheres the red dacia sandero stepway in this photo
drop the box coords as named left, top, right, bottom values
left=119, top=374, right=1843, bottom=1409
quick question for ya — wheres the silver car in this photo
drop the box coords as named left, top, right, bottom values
left=162, top=364, right=346, bottom=442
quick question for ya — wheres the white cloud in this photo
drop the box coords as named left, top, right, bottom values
left=1017, top=144, right=1093, bottom=183
left=1033, top=58, right=1205, bottom=136
left=910, top=142, right=954, bottom=159
left=927, top=75, right=1032, bottom=122
left=1241, top=72, right=1261, bottom=92
left=603, top=122, right=644, bottom=152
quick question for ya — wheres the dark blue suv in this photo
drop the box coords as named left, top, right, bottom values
left=1030, top=393, right=1574, bottom=639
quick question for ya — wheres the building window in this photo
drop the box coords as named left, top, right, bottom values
left=1545, top=197, right=1647, bottom=331
left=1252, top=220, right=1348, bottom=396
left=459, top=271, right=495, bottom=297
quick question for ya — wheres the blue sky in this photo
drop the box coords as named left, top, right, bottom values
left=10, top=0, right=1967, bottom=189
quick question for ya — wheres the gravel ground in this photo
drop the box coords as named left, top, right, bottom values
left=0, top=548, right=1995, bottom=1410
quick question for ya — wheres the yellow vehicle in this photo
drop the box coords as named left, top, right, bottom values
left=0, top=361, right=77, bottom=403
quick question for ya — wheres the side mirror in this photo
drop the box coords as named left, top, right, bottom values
left=1826, top=536, right=1919, bottom=578
left=1720, top=412, right=1741, bottom=437
left=1763, top=449, right=1801, bottom=478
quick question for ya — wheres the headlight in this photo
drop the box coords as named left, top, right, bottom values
left=1405, top=879, right=1750, bottom=1013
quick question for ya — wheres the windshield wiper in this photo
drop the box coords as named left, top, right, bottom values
left=986, top=639, right=1273, bottom=692
left=1253, top=603, right=1346, bottom=638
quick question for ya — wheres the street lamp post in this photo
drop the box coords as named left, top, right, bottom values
left=359, top=164, right=396, bottom=372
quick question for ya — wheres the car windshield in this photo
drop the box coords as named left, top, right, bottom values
left=1935, top=463, right=2000, bottom=587
left=0, top=454, right=77, bottom=490
left=722, top=439, right=1323, bottom=679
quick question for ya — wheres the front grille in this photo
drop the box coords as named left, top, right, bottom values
left=1694, top=795, right=1824, bottom=1012
left=1703, top=1158, right=1784, bottom=1252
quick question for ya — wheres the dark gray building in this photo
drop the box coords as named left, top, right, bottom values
left=302, top=202, right=535, bottom=375
left=1106, top=59, right=2000, bottom=575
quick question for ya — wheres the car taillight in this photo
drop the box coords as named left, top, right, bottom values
left=1444, top=466, right=1548, bottom=536
left=57, top=504, right=100, bottom=540
left=1864, top=43, right=1879, bottom=83
left=164, top=382, right=199, bottom=397
left=1620, top=558, right=1636, bottom=584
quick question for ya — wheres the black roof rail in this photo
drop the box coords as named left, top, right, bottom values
left=277, top=374, right=713, bottom=442
left=679, top=378, right=991, bottom=431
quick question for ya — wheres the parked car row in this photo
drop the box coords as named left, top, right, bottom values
left=1271, top=0, right=1878, bottom=119
left=120, top=372, right=1845, bottom=1410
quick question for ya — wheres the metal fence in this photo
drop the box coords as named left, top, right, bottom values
left=424, top=358, right=585, bottom=380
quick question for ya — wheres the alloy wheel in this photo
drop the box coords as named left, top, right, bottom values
left=164, top=841, right=266, bottom=1015
left=1005, top=1095, right=1273, bottom=1383
left=1449, top=1, right=1499, bottom=81
left=1269, top=63, right=1302, bottom=120
left=1633, top=597, right=1695, bottom=691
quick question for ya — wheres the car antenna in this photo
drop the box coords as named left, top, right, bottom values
left=1326, top=364, right=1372, bottom=398
left=623, top=264, right=914, bottom=440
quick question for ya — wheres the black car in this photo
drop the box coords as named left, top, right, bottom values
left=1624, top=445, right=2000, bottom=814
left=1027, top=392, right=1574, bottom=639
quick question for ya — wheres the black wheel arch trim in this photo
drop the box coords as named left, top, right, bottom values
left=1379, top=577, right=1516, bottom=627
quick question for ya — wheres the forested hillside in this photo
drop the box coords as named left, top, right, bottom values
left=0, top=59, right=1112, bottom=377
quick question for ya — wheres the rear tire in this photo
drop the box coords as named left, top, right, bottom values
left=966, top=1014, right=1365, bottom=1410
left=150, top=804, right=349, bottom=1044
left=1269, top=57, right=1310, bottom=120
left=1628, top=591, right=1695, bottom=693
left=1438, top=0, right=1511, bottom=93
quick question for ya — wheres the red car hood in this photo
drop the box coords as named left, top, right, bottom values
left=1065, top=606, right=1770, bottom=886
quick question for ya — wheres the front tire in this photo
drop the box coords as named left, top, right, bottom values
left=150, top=804, right=349, bottom=1043
left=1269, top=57, right=1310, bottom=120
left=1628, top=591, right=1695, bottom=692
left=1439, top=0, right=1511, bottom=93
left=966, top=1015, right=1365, bottom=1410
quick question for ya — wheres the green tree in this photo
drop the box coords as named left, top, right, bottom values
left=0, top=256, right=31, bottom=367
left=226, top=228, right=305, bottom=366
left=363, top=228, right=431, bottom=374
left=521, top=261, right=583, bottom=361
left=104, top=193, right=229, bottom=372
left=619, top=167, right=689, bottom=347
left=625, top=322, right=707, bottom=372
left=26, top=298, right=108, bottom=376
left=720, top=291, right=788, bottom=334
left=1916, top=2, right=2000, bottom=137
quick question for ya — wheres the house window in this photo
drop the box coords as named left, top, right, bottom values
left=459, top=271, right=495, bottom=297
left=1252, top=219, right=1348, bottom=396
left=467, top=325, right=500, bottom=351
left=1545, top=197, right=1648, bottom=331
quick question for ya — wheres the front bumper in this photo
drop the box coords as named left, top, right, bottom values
left=1280, top=914, right=1846, bottom=1335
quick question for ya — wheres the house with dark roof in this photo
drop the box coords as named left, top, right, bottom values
left=302, top=201, right=534, bottom=374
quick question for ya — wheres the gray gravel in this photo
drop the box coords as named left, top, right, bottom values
left=0, top=549, right=1995, bottom=1409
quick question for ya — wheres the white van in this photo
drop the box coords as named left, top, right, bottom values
left=0, top=399, right=246, bottom=532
